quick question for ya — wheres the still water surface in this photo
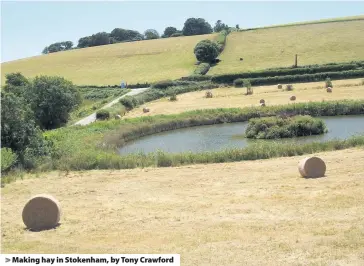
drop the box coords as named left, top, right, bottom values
left=118, top=116, right=364, bottom=155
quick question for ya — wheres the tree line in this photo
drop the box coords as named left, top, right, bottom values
left=42, top=18, right=235, bottom=54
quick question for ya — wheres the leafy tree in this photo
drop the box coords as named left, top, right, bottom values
left=144, top=29, right=160, bottom=40
left=2, top=72, right=30, bottom=99
left=28, top=76, right=82, bottom=130
left=77, top=36, right=92, bottom=48
left=163, top=27, right=178, bottom=38
left=1, top=91, right=50, bottom=168
left=214, top=20, right=229, bottom=32
left=42, top=41, right=74, bottom=54
left=90, top=32, right=110, bottom=46
left=236, top=24, right=240, bottom=30
left=110, top=28, right=143, bottom=42
left=193, top=40, right=219, bottom=63
left=182, top=18, right=213, bottom=36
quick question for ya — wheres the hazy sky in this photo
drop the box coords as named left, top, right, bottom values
left=1, top=1, right=364, bottom=63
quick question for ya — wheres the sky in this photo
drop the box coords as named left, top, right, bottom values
left=1, top=1, right=364, bottom=63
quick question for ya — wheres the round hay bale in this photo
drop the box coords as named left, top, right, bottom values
left=298, top=157, right=326, bottom=178
left=260, top=102, right=266, bottom=107
left=22, top=194, right=61, bottom=230
left=259, top=99, right=265, bottom=104
left=290, top=95, right=296, bottom=101
left=205, top=91, right=213, bottom=98
left=277, top=84, right=283, bottom=89
left=326, top=87, right=332, bottom=93
left=114, top=115, right=121, bottom=120
left=143, top=107, right=150, bottom=113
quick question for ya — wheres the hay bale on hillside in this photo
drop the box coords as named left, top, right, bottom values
left=143, top=107, right=150, bottom=113
left=277, top=84, right=283, bottom=89
left=298, top=157, right=326, bottom=178
left=260, top=102, right=266, bottom=107
left=326, top=87, right=332, bottom=93
left=290, top=95, right=296, bottom=101
left=115, top=115, right=121, bottom=120
left=259, top=99, right=265, bottom=104
left=205, top=91, right=213, bottom=98
left=22, top=194, right=61, bottom=231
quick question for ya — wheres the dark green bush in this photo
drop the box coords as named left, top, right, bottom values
left=233, top=78, right=245, bottom=87
left=194, top=63, right=211, bottom=75
left=120, top=96, right=138, bottom=110
left=245, top=115, right=328, bottom=139
left=152, top=80, right=175, bottom=89
left=96, top=110, right=110, bottom=120
left=325, top=78, right=333, bottom=88
left=194, top=40, right=219, bottom=63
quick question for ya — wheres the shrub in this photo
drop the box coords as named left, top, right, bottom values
left=96, top=110, right=110, bottom=120
left=286, top=84, right=294, bottom=91
left=169, top=94, right=177, bottom=101
left=194, top=63, right=211, bottom=75
left=244, top=80, right=253, bottom=95
left=245, top=115, right=328, bottom=139
left=325, top=78, right=333, bottom=88
left=278, top=84, right=283, bottom=89
left=152, top=80, right=175, bottom=89
left=233, top=78, right=245, bottom=88
left=194, top=40, right=219, bottom=63
left=1, top=148, right=17, bottom=173
left=120, top=96, right=138, bottom=110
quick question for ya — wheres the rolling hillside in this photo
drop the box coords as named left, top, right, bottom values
left=209, top=19, right=364, bottom=75
left=1, top=34, right=215, bottom=86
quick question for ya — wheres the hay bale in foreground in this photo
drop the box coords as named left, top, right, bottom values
left=327, top=87, right=332, bottom=93
left=290, top=95, right=296, bottom=101
left=143, top=107, right=150, bottom=113
left=277, top=84, right=282, bottom=89
left=22, top=194, right=61, bottom=230
left=259, top=99, right=265, bottom=104
left=298, top=157, right=326, bottom=178
left=115, top=115, right=121, bottom=120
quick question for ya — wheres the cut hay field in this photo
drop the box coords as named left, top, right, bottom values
left=209, top=19, right=364, bottom=75
left=125, top=78, right=364, bottom=118
left=1, top=34, right=215, bottom=86
left=2, top=148, right=364, bottom=265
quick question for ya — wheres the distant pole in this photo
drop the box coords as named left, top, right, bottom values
left=295, top=54, right=298, bottom=68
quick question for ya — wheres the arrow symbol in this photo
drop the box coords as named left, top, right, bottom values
left=5, top=258, right=10, bottom=263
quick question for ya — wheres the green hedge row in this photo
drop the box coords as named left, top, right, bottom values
left=211, top=61, right=364, bottom=83
left=246, top=69, right=364, bottom=86
left=193, top=63, right=211, bottom=75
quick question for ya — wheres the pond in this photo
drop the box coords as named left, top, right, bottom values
left=118, top=115, right=364, bottom=155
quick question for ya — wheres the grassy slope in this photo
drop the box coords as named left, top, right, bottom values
left=1, top=34, right=215, bottom=86
left=2, top=148, right=364, bottom=266
left=125, top=78, right=364, bottom=118
left=210, top=19, right=364, bottom=75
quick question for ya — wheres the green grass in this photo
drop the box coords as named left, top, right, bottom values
left=210, top=19, right=364, bottom=75
left=1, top=34, right=216, bottom=86
left=32, top=100, right=364, bottom=172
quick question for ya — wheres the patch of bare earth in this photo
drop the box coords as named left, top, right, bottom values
left=2, top=148, right=364, bottom=265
